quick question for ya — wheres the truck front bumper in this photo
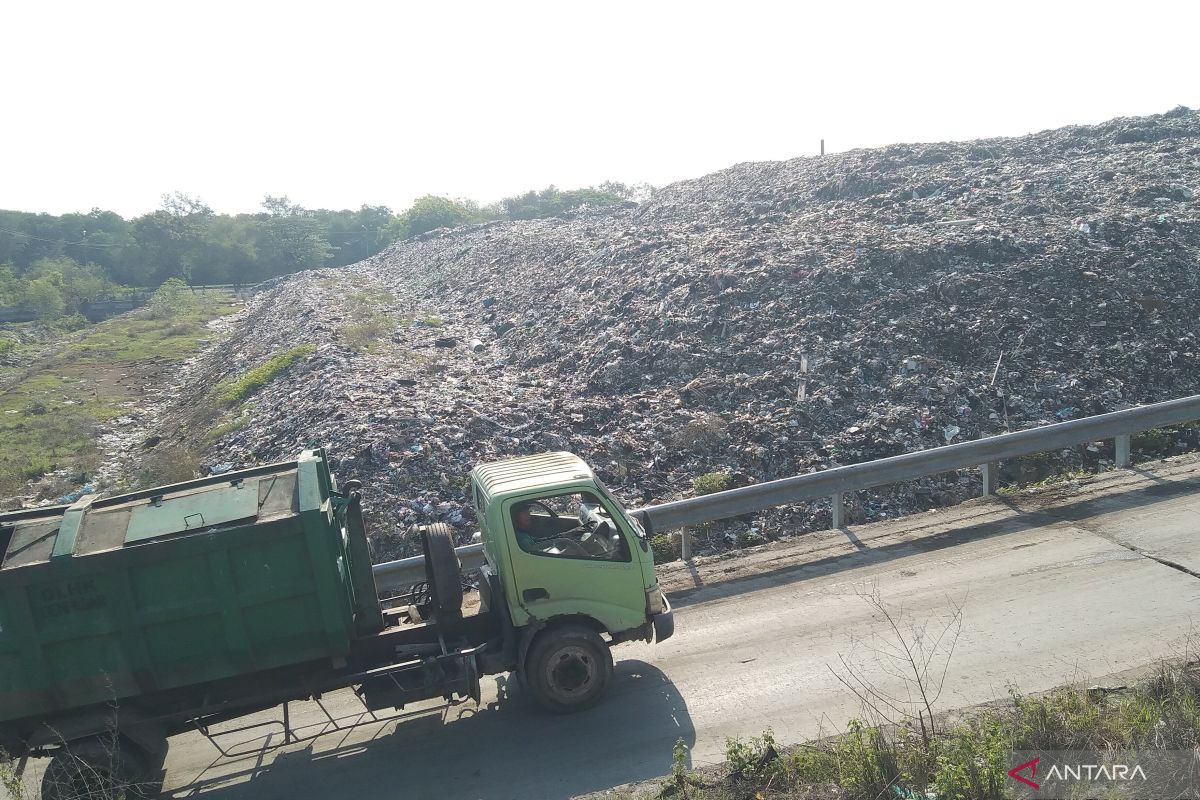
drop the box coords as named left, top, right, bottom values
left=651, top=593, right=674, bottom=642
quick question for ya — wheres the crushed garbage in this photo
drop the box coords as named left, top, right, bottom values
left=127, top=107, right=1200, bottom=560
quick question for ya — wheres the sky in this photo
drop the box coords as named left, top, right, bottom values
left=2, top=0, right=1197, bottom=218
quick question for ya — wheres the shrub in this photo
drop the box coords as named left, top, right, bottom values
left=50, top=313, right=89, bottom=332
left=23, top=276, right=65, bottom=319
left=215, top=344, right=315, bottom=405
left=650, top=534, right=679, bottom=564
left=693, top=471, right=731, bottom=496
left=145, top=278, right=199, bottom=319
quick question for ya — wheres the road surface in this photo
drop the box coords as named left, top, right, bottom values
left=20, top=459, right=1200, bottom=799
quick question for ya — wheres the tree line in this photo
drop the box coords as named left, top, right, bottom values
left=0, top=182, right=646, bottom=302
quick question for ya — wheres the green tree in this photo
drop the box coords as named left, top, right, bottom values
left=0, top=263, right=22, bottom=305
left=129, top=193, right=216, bottom=285
left=383, top=195, right=482, bottom=242
left=23, top=275, right=65, bottom=319
left=322, top=205, right=394, bottom=265
left=195, top=215, right=258, bottom=284
left=488, top=184, right=635, bottom=221
left=255, top=195, right=333, bottom=279
left=28, top=257, right=116, bottom=310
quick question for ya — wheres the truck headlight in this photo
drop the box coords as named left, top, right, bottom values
left=646, top=586, right=664, bottom=615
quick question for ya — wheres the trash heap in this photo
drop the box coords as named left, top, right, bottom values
left=150, top=107, right=1200, bottom=560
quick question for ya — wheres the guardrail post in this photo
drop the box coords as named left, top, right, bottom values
left=1115, top=434, right=1131, bottom=468
left=981, top=462, right=999, bottom=495
left=680, top=526, right=692, bottom=562
left=831, top=493, right=845, bottom=528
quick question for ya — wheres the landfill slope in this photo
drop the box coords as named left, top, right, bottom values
left=151, top=107, right=1200, bottom=560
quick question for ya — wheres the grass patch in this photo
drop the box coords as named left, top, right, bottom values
left=341, top=314, right=393, bottom=352
left=997, top=468, right=1091, bottom=496
left=215, top=344, right=315, bottom=405
left=617, top=663, right=1200, bottom=800
left=0, top=298, right=238, bottom=499
left=205, top=412, right=253, bottom=442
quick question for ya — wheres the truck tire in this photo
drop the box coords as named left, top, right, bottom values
left=422, top=523, right=463, bottom=621
left=525, top=624, right=614, bottom=713
left=41, top=737, right=161, bottom=800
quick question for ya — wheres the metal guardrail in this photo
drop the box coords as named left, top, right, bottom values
left=372, top=394, right=1200, bottom=587
left=374, top=544, right=486, bottom=593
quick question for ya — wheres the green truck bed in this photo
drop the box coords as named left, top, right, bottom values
left=0, top=449, right=379, bottom=727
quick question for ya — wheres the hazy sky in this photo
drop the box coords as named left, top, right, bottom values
left=3, top=0, right=1197, bottom=218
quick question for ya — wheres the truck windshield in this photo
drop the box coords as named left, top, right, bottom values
left=593, top=478, right=646, bottom=540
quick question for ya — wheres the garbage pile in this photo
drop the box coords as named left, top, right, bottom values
left=150, top=107, right=1200, bottom=560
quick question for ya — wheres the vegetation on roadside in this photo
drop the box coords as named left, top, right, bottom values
left=636, top=659, right=1200, bottom=800
left=215, top=344, right=315, bottom=406
left=617, top=591, right=1200, bottom=800
left=0, top=749, right=25, bottom=800
left=650, top=534, right=680, bottom=564
left=693, top=471, right=731, bottom=496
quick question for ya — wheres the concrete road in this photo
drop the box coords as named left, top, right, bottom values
left=76, top=461, right=1200, bottom=798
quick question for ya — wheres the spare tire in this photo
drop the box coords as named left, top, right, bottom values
left=421, top=523, right=463, bottom=621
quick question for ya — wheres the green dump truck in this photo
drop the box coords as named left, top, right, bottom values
left=0, top=449, right=672, bottom=798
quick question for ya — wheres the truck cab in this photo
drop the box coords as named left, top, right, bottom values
left=469, top=451, right=672, bottom=711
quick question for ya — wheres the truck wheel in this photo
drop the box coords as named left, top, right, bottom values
left=41, top=737, right=160, bottom=800
left=422, top=523, right=463, bottom=620
left=525, top=624, right=613, bottom=713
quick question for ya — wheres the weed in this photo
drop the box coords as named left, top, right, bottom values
left=643, top=644, right=1200, bottom=800
left=725, top=729, right=780, bottom=780
left=693, top=471, right=731, bottom=496
left=650, top=534, right=680, bottom=564
left=342, top=315, right=393, bottom=352
left=663, top=737, right=703, bottom=798
left=0, top=749, right=28, bottom=800
left=669, top=414, right=729, bottom=454
left=215, top=344, right=315, bottom=405
left=205, top=413, right=252, bottom=442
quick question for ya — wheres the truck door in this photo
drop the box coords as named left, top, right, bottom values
left=503, top=490, right=647, bottom=634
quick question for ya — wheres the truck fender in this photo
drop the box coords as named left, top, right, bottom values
left=516, top=620, right=546, bottom=677
left=517, top=615, right=609, bottom=674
